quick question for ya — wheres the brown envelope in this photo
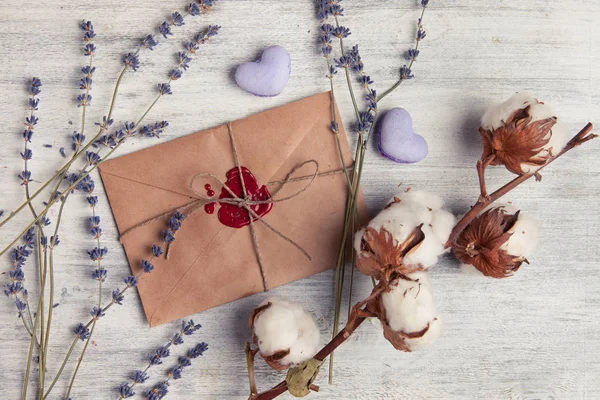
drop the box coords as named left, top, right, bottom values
left=98, top=91, right=367, bottom=327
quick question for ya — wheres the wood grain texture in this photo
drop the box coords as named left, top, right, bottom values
left=0, top=0, right=599, bottom=399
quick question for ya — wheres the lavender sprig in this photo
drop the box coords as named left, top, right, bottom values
left=13, top=77, right=46, bottom=355
left=45, top=211, right=186, bottom=399
left=161, top=24, right=221, bottom=97
left=64, top=174, right=107, bottom=398
left=142, top=0, right=219, bottom=57
left=78, top=20, right=96, bottom=140
left=144, top=342, right=208, bottom=400
left=377, top=0, right=429, bottom=102
left=20, top=78, right=44, bottom=223
left=5, top=228, right=36, bottom=336
left=118, top=320, right=202, bottom=399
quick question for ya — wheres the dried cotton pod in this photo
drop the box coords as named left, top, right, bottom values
left=479, top=92, right=570, bottom=175
left=453, top=205, right=539, bottom=278
left=369, top=271, right=442, bottom=352
left=249, top=297, right=320, bottom=370
left=354, top=190, right=456, bottom=277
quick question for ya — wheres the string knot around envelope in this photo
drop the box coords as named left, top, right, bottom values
left=120, top=122, right=352, bottom=292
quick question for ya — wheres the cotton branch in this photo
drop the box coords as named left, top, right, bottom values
left=446, top=122, right=596, bottom=248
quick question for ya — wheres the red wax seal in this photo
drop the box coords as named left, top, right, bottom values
left=204, top=203, right=216, bottom=214
left=216, top=167, right=272, bottom=228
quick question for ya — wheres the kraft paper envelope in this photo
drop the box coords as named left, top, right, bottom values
left=99, top=91, right=367, bottom=327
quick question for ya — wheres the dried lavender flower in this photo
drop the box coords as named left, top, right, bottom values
left=112, top=289, right=124, bottom=305
left=87, top=246, right=108, bottom=261
left=90, top=306, right=106, bottom=320
left=119, top=383, right=135, bottom=398
left=123, top=275, right=139, bottom=288
left=122, top=53, right=141, bottom=71
left=152, top=245, right=164, bottom=257
left=74, top=323, right=91, bottom=341
left=157, top=83, right=172, bottom=96
left=77, top=93, right=92, bottom=107
left=141, top=34, right=159, bottom=50
left=142, top=260, right=155, bottom=273
left=91, top=267, right=107, bottom=282
left=140, top=121, right=169, bottom=138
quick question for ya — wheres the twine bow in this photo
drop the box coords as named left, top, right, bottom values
left=120, top=123, right=351, bottom=292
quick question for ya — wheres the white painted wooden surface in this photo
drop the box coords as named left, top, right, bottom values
left=1, top=0, right=599, bottom=399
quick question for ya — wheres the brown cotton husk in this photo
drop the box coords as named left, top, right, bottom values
left=452, top=207, right=527, bottom=278
left=366, top=276, right=433, bottom=352
left=261, top=350, right=292, bottom=371
left=356, top=225, right=425, bottom=283
left=479, top=105, right=556, bottom=175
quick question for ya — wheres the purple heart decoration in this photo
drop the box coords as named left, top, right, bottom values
left=377, top=108, right=428, bottom=164
left=234, top=45, right=291, bottom=97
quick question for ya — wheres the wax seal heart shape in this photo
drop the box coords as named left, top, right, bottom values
left=204, top=167, right=273, bottom=228
left=235, top=45, right=291, bottom=97
left=377, top=108, right=428, bottom=164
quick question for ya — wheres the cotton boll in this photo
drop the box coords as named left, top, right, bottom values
left=480, top=92, right=571, bottom=175
left=527, top=101, right=555, bottom=122
left=488, top=203, right=518, bottom=214
left=519, top=118, right=569, bottom=173
left=250, top=297, right=320, bottom=369
left=453, top=205, right=537, bottom=278
left=396, top=190, right=445, bottom=211
left=357, top=190, right=456, bottom=269
left=381, top=271, right=436, bottom=334
left=376, top=271, right=443, bottom=351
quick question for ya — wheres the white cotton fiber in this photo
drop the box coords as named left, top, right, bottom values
left=502, top=212, right=539, bottom=258
left=381, top=271, right=436, bottom=334
left=380, top=271, right=443, bottom=351
left=490, top=204, right=539, bottom=259
left=253, top=297, right=320, bottom=366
